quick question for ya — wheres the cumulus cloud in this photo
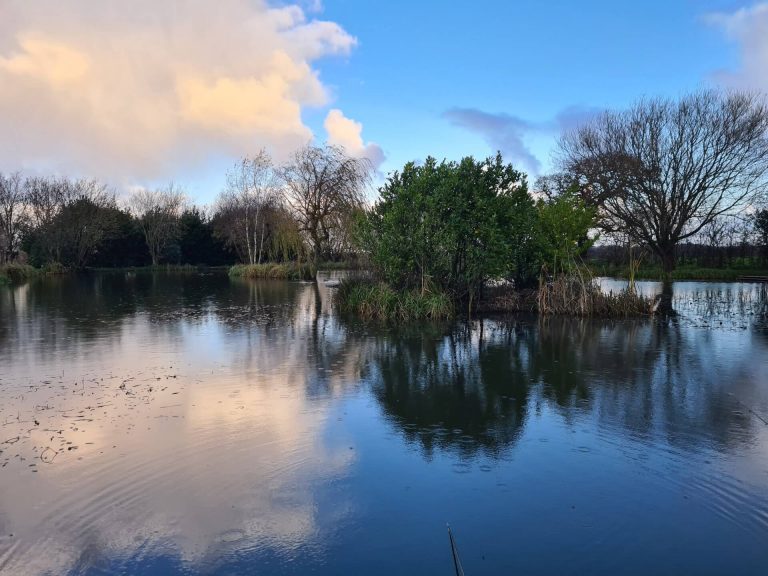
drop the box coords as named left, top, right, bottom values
left=324, top=108, right=385, bottom=169
left=706, top=3, right=768, bottom=91
left=443, top=105, right=602, bottom=174
left=0, top=0, right=371, bottom=184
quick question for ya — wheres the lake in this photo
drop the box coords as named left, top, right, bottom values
left=1, top=272, right=767, bottom=575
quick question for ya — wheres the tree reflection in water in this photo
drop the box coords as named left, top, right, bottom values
left=363, top=310, right=767, bottom=460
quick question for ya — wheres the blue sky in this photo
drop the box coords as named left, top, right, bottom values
left=308, top=0, right=746, bottom=179
left=0, top=0, right=765, bottom=202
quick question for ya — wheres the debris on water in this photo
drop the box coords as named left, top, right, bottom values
left=216, top=529, right=246, bottom=543
left=40, top=448, right=58, bottom=463
left=0, top=366, right=186, bottom=472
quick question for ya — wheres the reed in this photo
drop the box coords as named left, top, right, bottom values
left=336, top=278, right=454, bottom=321
left=229, top=262, right=315, bottom=281
left=537, top=272, right=654, bottom=317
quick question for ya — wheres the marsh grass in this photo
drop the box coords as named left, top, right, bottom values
left=339, top=270, right=652, bottom=320
left=0, top=263, right=39, bottom=285
left=229, top=262, right=316, bottom=281
left=336, top=279, right=454, bottom=321
left=537, top=272, right=654, bottom=317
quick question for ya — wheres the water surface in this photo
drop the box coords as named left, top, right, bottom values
left=1, top=272, right=767, bottom=575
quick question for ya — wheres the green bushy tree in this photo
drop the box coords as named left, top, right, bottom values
left=536, top=189, right=597, bottom=273
left=360, top=153, right=538, bottom=305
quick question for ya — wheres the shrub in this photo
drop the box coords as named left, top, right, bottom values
left=0, top=263, right=39, bottom=284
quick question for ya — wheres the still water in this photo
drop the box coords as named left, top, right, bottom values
left=1, top=272, right=767, bottom=575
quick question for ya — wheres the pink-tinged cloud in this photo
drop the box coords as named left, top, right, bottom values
left=0, top=0, right=360, bottom=184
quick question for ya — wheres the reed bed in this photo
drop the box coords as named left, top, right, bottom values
left=229, top=262, right=315, bottom=281
left=336, top=278, right=454, bottom=321
left=339, top=272, right=652, bottom=320
left=537, top=273, right=654, bottom=317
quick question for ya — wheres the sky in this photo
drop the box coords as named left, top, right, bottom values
left=1, top=0, right=767, bottom=203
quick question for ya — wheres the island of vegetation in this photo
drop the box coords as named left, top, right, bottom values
left=2, top=89, right=768, bottom=319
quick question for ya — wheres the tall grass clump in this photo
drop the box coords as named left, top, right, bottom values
left=537, top=270, right=654, bottom=317
left=0, top=263, right=39, bottom=285
left=229, top=262, right=315, bottom=281
left=41, top=262, right=68, bottom=275
left=336, top=278, right=454, bottom=321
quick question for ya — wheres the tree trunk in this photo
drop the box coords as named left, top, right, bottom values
left=653, top=280, right=676, bottom=316
left=258, top=227, right=265, bottom=265
left=659, top=245, right=676, bottom=278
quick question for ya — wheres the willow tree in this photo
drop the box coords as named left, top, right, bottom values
left=558, top=90, right=768, bottom=275
left=279, top=144, right=371, bottom=264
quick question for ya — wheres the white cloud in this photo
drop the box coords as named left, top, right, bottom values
left=0, top=0, right=365, bottom=185
left=324, top=108, right=385, bottom=169
left=707, top=3, right=768, bottom=91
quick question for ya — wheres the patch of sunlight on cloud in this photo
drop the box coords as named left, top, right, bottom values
left=0, top=0, right=374, bottom=189
left=324, top=108, right=385, bottom=170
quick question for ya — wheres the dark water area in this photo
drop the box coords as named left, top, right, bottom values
left=1, top=271, right=768, bottom=575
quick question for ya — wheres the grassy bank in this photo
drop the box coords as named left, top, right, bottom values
left=336, top=279, right=454, bottom=321
left=229, top=262, right=315, bottom=281
left=0, top=263, right=39, bottom=285
left=589, top=262, right=768, bottom=281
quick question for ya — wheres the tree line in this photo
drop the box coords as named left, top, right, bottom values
left=0, top=144, right=370, bottom=269
left=2, top=89, right=768, bottom=283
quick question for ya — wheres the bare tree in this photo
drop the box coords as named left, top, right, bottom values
left=0, top=171, right=27, bottom=263
left=700, top=215, right=729, bottom=267
left=533, top=172, right=582, bottom=201
left=559, top=90, right=768, bottom=275
left=279, top=144, right=371, bottom=264
left=130, top=183, right=185, bottom=266
left=215, top=151, right=279, bottom=265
